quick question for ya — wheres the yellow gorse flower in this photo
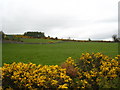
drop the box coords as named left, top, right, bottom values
left=58, top=84, right=68, bottom=88
left=2, top=62, right=72, bottom=89
left=2, top=53, right=120, bottom=89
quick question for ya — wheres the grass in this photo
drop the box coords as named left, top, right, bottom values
left=2, top=41, right=118, bottom=66
left=21, top=38, right=61, bottom=43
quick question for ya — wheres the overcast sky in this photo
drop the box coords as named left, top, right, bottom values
left=1, top=0, right=119, bottom=40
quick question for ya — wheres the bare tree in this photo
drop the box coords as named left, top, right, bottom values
left=112, top=35, right=119, bottom=42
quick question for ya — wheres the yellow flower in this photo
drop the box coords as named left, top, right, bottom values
left=115, top=57, right=118, bottom=59
left=99, top=72, right=102, bottom=75
left=26, top=84, right=30, bottom=87
left=16, top=66, right=20, bottom=68
left=51, top=80, right=58, bottom=85
left=11, top=76, right=14, bottom=79
left=87, top=61, right=90, bottom=63
left=109, top=74, right=117, bottom=77
left=80, top=57, right=84, bottom=60
left=81, top=86, right=85, bottom=88
left=84, top=72, right=91, bottom=78
left=58, top=84, right=68, bottom=88
left=83, top=80, right=88, bottom=84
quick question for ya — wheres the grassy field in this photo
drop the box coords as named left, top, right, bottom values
left=21, top=38, right=61, bottom=43
left=2, top=41, right=118, bottom=66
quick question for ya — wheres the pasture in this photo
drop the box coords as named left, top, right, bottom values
left=2, top=40, right=118, bottom=66
left=21, top=38, right=61, bottom=43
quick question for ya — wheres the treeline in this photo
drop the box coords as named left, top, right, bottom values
left=1, top=31, right=120, bottom=42
left=1, top=31, right=59, bottom=41
left=24, top=31, right=45, bottom=38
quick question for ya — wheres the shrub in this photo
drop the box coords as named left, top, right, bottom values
left=2, top=62, right=72, bottom=89
left=62, top=53, right=120, bottom=89
left=2, top=53, right=120, bottom=89
left=48, top=41, right=54, bottom=43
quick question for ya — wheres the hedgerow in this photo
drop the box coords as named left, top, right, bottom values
left=2, top=53, right=120, bottom=89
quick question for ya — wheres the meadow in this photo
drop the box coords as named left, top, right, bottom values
left=2, top=39, right=118, bottom=66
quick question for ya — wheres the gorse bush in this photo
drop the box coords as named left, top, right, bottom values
left=2, top=53, right=120, bottom=89
left=2, top=63, right=72, bottom=89
left=61, top=53, right=120, bottom=89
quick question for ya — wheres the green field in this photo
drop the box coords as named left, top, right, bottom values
left=21, top=38, right=61, bottom=43
left=2, top=40, right=118, bottom=66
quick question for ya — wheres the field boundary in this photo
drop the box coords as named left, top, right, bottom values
left=2, top=40, right=64, bottom=44
left=2, top=40, right=118, bottom=44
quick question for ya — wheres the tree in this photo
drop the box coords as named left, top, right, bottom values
left=48, top=36, right=50, bottom=38
left=112, top=35, right=119, bottom=42
left=24, top=31, right=45, bottom=38
left=88, top=38, right=91, bottom=41
left=55, top=37, right=58, bottom=40
left=0, top=31, right=6, bottom=39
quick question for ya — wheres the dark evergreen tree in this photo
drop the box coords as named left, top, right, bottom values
left=88, top=38, right=91, bottom=41
left=55, top=37, right=58, bottom=40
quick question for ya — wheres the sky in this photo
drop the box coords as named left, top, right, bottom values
left=1, top=0, right=120, bottom=40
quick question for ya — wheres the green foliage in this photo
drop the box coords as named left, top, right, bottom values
left=4, top=35, right=22, bottom=42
